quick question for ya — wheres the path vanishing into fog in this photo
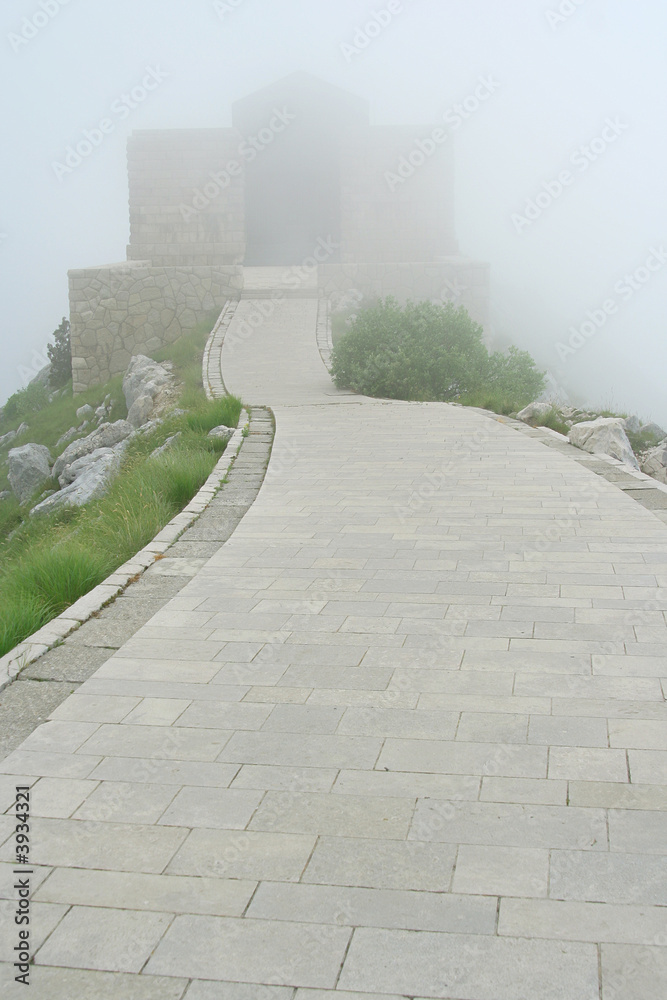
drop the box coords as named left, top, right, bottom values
left=2, top=274, right=667, bottom=998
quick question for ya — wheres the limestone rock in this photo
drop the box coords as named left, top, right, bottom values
left=127, top=393, right=154, bottom=428
left=17, top=422, right=29, bottom=436
left=8, top=443, right=53, bottom=504
left=623, top=415, right=641, bottom=435
left=123, top=355, right=173, bottom=411
left=0, top=429, right=18, bottom=449
left=52, top=420, right=134, bottom=480
left=208, top=424, right=235, bottom=443
left=150, top=432, right=182, bottom=459
left=641, top=422, right=667, bottom=442
left=641, top=442, right=667, bottom=484
left=33, top=448, right=123, bottom=515
left=0, top=490, right=11, bottom=501
left=568, top=418, right=639, bottom=469
left=516, top=401, right=553, bottom=425
left=76, top=404, right=94, bottom=420
left=59, top=445, right=117, bottom=487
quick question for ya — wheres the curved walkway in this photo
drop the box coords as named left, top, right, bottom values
left=1, top=288, right=667, bottom=998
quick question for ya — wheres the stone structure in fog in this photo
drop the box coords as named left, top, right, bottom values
left=69, top=72, right=489, bottom=392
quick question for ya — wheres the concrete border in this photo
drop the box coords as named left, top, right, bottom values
left=316, top=296, right=333, bottom=370
left=0, top=406, right=249, bottom=693
left=203, top=300, right=238, bottom=399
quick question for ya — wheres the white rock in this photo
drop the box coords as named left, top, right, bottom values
left=0, top=429, right=18, bottom=448
left=76, top=404, right=94, bottom=420
left=17, top=422, right=29, bottom=436
left=516, top=401, right=553, bottom=424
left=641, top=443, right=667, bottom=484
left=641, top=421, right=667, bottom=441
left=623, top=415, right=641, bottom=435
left=568, top=417, right=639, bottom=469
left=32, top=449, right=122, bottom=515
left=8, top=444, right=53, bottom=504
left=123, top=355, right=172, bottom=411
left=52, top=420, right=134, bottom=480
left=150, top=433, right=182, bottom=459
left=59, top=446, right=115, bottom=487
left=127, top=393, right=154, bottom=428
left=208, top=424, right=235, bottom=443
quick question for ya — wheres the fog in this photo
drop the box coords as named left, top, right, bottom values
left=2, top=0, right=665, bottom=422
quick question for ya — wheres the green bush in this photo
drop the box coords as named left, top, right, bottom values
left=3, top=381, right=50, bottom=421
left=331, top=298, right=545, bottom=407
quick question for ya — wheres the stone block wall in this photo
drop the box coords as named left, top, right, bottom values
left=340, top=127, right=457, bottom=264
left=319, top=259, right=490, bottom=330
left=69, top=262, right=242, bottom=393
left=127, top=129, right=245, bottom=266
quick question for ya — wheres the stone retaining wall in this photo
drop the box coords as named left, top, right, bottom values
left=69, top=262, right=242, bottom=393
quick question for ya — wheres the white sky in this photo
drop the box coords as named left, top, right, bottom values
left=1, top=0, right=666, bottom=421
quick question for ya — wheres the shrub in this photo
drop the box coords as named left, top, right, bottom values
left=3, top=381, right=50, bottom=421
left=47, top=317, right=72, bottom=388
left=331, top=298, right=545, bottom=407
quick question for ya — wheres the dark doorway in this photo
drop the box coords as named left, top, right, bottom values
left=233, top=73, right=368, bottom=266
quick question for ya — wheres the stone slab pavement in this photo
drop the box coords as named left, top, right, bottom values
left=1, top=289, right=666, bottom=997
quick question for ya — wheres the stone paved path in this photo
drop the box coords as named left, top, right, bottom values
left=2, top=284, right=667, bottom=997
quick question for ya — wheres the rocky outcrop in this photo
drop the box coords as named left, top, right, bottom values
left=52, top=420, right=134, bottom=481
left=76, top=404, right=94, bottom=421
left=122, top=355, right=174, bottom=428
left=0, top=428, right=18, bottom=449
left=517, top=401, right=553, bottom=425
left=640, top=442, right=667, bottom=484
left=641, top=422, right=666, bottom=442
left=32, top=447, right=123, bottom=515
left=568, top=418, right=639, bottom=470
left=8, top=444, right=52, bottom=504
left=150, top=433, right=182, bottom=460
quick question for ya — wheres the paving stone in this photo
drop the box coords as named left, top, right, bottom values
left=158, top=786, right=263, bottom=830
left=0, top=899, right=68, bottom=963
left=550, top=850, right=667, bottom=905
left=35, top=867, right=255, bottom=916
left=167, top=828, right=316, bottom=881
left=480, top=776, right=567, bottom=805
left=231, top=764, right=336, bottom=793
left=337, top=928, right=600, bottom=999
left=79, top=723, right=232, bottom=761
left=452, top=844, right=549, bottom=897
left=247, top=881, right=497, bottom=934
left=378, top=739, right=548, bottom=778
left=568, top=780, right=667, bottom=811
left=219, top=732, right=382, bottom=769
left=145, top=914, right=351, bottom=988
left=0, top=965, right=188, bottom=999
left=608, top=809, right=667, bottom=855
left=35, top=905, right=172, bottom=973
left=303, top=837, right=456, bottom=891
left=249, top=791, right=414, bottom=839
left=88, top=756, right=239, bottom=787
left=600, top=944, right=667, bottom=1000
left=186, top=982, right=291, bottom=999
left=499, top=897, right=667, bottom=945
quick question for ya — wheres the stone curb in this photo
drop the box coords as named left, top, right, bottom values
left=203, top=299, right=238, bottom=400
left=0, top=407, right=250, bottom=693
left=316, top=296, right=333, bottom=370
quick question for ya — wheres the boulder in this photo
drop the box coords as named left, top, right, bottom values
left=127, top=393, right=154, bottom=428
left=76, top=404, right=94, bottom=421
left=0, top=429, right=18, bottom=449
left=32, top=448, right=122, bottom=516
left=0, top=490, right=11, bottom=502
left=516, top=401, right=553, bottom=425
left=59, top=446, right=118, bottom=487
left=29, top=363, right=52, bottom=387
left=123, top=355, right=172, bottom=412
left=641, top=421, right=667, bottom=442
left=16, top=422, right=29, bottom=436
left=8, top=443, right=52, bottom=504
left=208, top=424, right=235, bottom=443
left=568, top=417, right=639, bottom=469
left=623, top=415, right=641, bottom=435
left=52, top=420, right=134, bottom=480
left=150, top=433, right=182, bottom=459
left=641, top=442, right=667, bottom=485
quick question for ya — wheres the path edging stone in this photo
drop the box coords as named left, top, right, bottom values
left=0, top=407, right=249, bottom=693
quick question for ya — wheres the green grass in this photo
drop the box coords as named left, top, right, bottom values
left=538, top=408, right=571, bottom=436
left=456, top=390, right=524, bottom=416
left=0, top=311, right=243, bottom=658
